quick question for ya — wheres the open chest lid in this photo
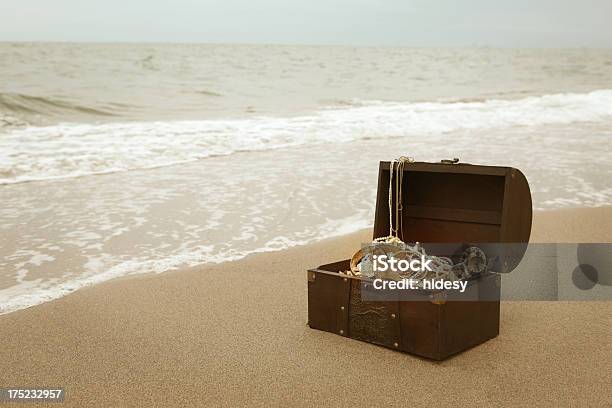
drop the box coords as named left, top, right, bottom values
left=373, top=160, right=532, bottom=271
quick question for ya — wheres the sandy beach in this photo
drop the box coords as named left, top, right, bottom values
left=0, top=207, right=610, bottom=407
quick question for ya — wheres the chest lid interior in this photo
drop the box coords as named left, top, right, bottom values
left=373, top=160, right=533, bottom=247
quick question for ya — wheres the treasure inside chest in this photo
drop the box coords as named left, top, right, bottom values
left=307, top=160, right=532, bottom=360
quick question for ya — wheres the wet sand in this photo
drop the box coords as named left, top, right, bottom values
left=0, top=207, right=611, bottom=407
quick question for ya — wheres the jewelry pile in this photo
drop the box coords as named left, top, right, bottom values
left=341, top=156, right=489, bottom=285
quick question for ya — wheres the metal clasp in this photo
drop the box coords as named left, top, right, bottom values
left=430, top=292, right=447, bottom=305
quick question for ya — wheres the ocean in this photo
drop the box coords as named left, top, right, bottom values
left=1, top=43, right=611, bottom=314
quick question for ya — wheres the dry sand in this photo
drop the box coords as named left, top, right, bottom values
left=1, top=207, right=611, bottom=407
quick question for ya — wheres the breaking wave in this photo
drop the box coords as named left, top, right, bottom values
left=1, top=89, right=612, bottom=185
left=0, top=92, right=118, bottom=121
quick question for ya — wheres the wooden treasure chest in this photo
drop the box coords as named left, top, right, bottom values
left=307, top=160, right=532, bottom=360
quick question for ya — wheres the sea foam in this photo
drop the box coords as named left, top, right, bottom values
left=1, top=89, right=612, bottom=185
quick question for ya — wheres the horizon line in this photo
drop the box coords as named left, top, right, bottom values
left=0, top=40, right=610, bottom=50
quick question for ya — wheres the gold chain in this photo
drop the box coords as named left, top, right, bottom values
left=387, top=156, right=413, bottom=241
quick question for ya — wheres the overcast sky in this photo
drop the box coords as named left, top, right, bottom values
left=2, top=0, right=611, bottom=47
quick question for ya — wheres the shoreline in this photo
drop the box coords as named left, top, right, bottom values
left=1, top=205, right=612, bottom=317
left=1, top=206, right=611, bottom=406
